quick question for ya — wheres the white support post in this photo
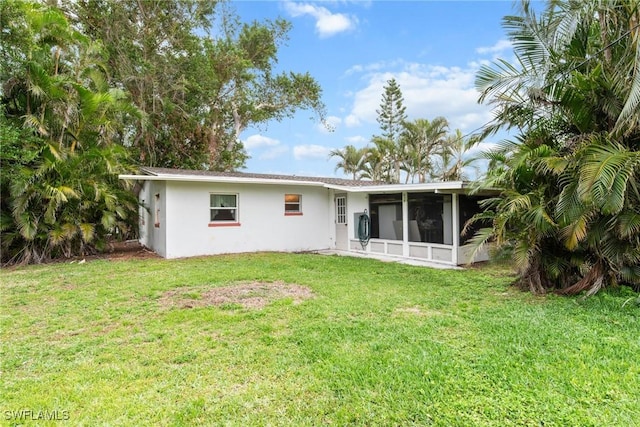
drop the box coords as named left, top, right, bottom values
left=402, top=191, right=409, bottom=257
left=452, top=193, right=459, bottom=265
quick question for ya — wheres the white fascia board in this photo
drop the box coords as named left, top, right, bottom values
left=343, top=182, right=467, bottom=193
left=118, top=174, right=480, bottom=193
left=322, top=183, right=352, bottom=191
left=118, top=174, right=329, bottom=188
left=119, top=174, right=157, bottom=181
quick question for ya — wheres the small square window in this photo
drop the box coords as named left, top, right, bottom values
left=210, top=194, right=238, bottom=222
left=284, top=194, right=302, bottom=214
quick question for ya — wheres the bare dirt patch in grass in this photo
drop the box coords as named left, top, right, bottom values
left=160, top=281, right=315, bottom=309
left=96, top=241, right=160, bottom=261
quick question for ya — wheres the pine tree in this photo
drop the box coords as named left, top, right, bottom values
left=376, top=78, right=407, bottom=142
left=373, top=78, right=407, bottom=183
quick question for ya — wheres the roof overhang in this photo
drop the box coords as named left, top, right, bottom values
left=118, top=173, right=499, bottom=195
left=345, top=181, right=468, bottom=193
left=118, top=173, right=330, bottom=188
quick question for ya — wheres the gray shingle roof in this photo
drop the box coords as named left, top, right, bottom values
left=140, top=167, right=385, bottom=187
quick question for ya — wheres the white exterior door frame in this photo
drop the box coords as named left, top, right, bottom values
left=335, top=194, right=348, bottom=250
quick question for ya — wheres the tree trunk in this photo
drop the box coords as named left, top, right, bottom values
left=208, top=126, right=219, bottom=168
left=599, top=9, right=611, bottom=64
left=557, top=261, right=606, bottom=296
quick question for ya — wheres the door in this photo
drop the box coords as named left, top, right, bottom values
left=335, top=195, right=348, bottom=250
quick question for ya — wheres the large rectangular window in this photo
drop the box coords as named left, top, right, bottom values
left=369, top=193, right=403, bottom=240
left=284, top=194, right=302, bottom=215
left=210, top=194, right=238, bottom=223
left=408, top=193, right=452, bottom=245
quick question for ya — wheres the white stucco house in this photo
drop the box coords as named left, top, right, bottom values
left=118, top=167, right=495, bottom=266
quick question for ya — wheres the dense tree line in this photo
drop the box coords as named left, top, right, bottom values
left=0, top=0, right=325, bottom=264
left=470, top=0, right=640, bottom=295
left=331, top=78, right=478, bottom=183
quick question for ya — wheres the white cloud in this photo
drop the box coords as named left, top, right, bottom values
left=345, top=135, right=368, bottom=146
left=243, top=134, right=280, bottom=150
left=344, top=114, right=361, bottom=127
left=344, top=60, right=400, bottom=76
left=468, top=59, right=491, bottom=69
left=244, top=134, right=288, bottom=160
left=476, top=39, right=512, bottom=55
left=284, top=2, right=357, bottom=38
left=293, top=144, right=332, bottom=160
left=259, top=145, right=289, bottom=160
left=344, top=61, right=494, bottom=133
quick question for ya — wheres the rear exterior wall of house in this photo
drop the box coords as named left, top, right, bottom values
left=139, top=180, right=333, bottom=258
left=139, top=180, right=167, bottom=257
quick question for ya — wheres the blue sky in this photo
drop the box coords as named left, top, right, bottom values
left=231, top=1, right=521, bottom=178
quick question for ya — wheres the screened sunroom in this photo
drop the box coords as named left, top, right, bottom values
left=343, top=184, right=493, bottom=266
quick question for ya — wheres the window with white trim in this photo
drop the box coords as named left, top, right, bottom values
left=284, top=194, right=302, bottom=214
left=210, top=194, right=238, bottom=222
left=336, top=196, right=346, bottom=224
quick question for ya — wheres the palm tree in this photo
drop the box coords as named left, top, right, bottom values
left=329, top=145, right=368, bottom=180
left=1, top=3, right=140, bottom=264
left=400, top=117, right=449, bottom=183
left=471, top=0, right=640, bottom=294
left=432, top=130, right=480, bottom=181
left=370, top=135, right=398, bottom=183
left=359, top=146, right=386, bottom=182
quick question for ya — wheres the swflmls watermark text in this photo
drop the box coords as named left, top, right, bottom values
left=4, top=409, right=70, bottom=421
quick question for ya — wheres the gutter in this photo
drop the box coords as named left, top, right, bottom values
left=118, top=174, right=338, bottom=188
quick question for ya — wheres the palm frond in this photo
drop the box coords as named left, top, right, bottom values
left=26, top=61, right=51, bottom=100
left=476, top=59, right=526, bottom=104
left=523, top=203, right=557, bottom=235
left=79, top=223, right=95, bottom=242
left=48, top=226, right=67, bottom=246
left=61, top=223, right=78, bottom=239
left=101, top=211, right=116, bottom=229
left=556, top=180, right=585, bottom=224
left=559, top=211, right=591, bottom=250
left=17, top=212, right=38, bottom=240
left=461, top=227, right=495, bottom=266
left=539, top=155, right=568, bottom=175
left=618, top=265, right=640, bottom=285
left=578, top=143, right=639, bottom=214
left=23, top=114, right=49, bottom=137
left=617, top=211, right=640, bottom=238
left=614, top=36, right=640, bottom=133
left=551, top=0, right=584, bottom=52
left=503, top=190, right=533, bottom=214
left=512, top=237, right=536, bottom=272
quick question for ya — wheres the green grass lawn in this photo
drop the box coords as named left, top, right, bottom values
left=1, top=253, right=638, bottom=426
